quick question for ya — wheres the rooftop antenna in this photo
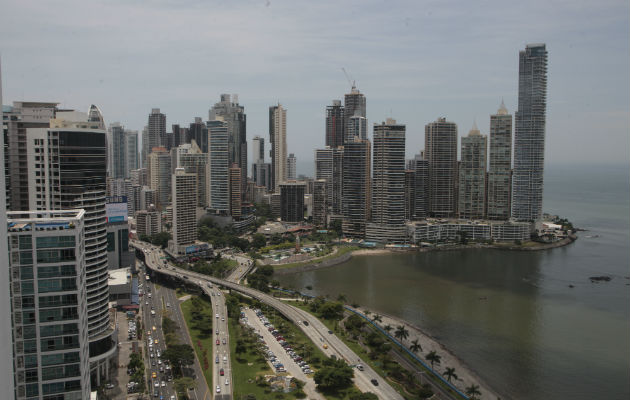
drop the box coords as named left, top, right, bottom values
left=341, top=67, right=356, bottom=91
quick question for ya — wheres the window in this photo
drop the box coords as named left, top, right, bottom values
left=38, top=278, right=77, bottom=293
left=106, top=232, right=115, bottom=251
left=19, top=235, right=32, bottom=250
left=41, top=352, right=79, bottom=366
left=36, top=249, right=75, bottom=264
left=23, top=325, right=37, bottom=339
left=36, top=236, right=75, bottom=249
left=24, top=355, right=38, bottom=368
left=25, top=369, right=38, bottom=383
left=21, top=281, right=34, bottom=295
left=38, top=265, right=76, bottom=278
left=20, top=251, right=33, bottom=265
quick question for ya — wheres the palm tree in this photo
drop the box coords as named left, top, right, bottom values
left=371, top=314, right=383, bottom=323
left=425, top=351, right=441, bottom=370
left=409, top=338, right=422, bottom=354
left=383, top=324, right=393, bottom=334
left=394, top=325, right=409, bottom=344
left=443, top=367, right=458, bottom=383
left=465, top=384, right=482, bottom=400
left=363, top=310, right=371, bottom=317
left=337, top=293, right=347, bottom=303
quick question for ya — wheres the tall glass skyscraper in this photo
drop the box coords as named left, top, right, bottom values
left=512, top=43, right=548, bottom=222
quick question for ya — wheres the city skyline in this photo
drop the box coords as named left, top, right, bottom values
left=0, top=0, right=627, bottom=168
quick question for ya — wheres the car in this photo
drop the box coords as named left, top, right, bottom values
left=225, top=378, right=229, bottom=385
left=328, top=330, right=333, bottom=334
left=216, top=339, right=220, bottom=345
left=150, top=353, right=154, bottom=358
left=223, top=356, right=227, bottom=363
left=145, top=301, right=149, bottom=305
left=153, top=390, right=159, bottom=398
left=221, top=317, right=225, bottom=321
left=216, top=329, right=219, bottom=335
left=158, top=359, right=162, bottom=365
left=323, top=344, right=328, bottom=349
left=222, top=338, right=226, bottom=345
left=105, top=383, right=115, bottom=389
left=152, top=326, right=157, bottom=331
left=357, top=364, right=365, bottom=371
left=161, top=381, right=166, bottom=387
left=154, top=339, right=159, bottom=344
left=371, top=379, right=379, bottom=386
left=216, top=386, right=221, bottom=393
left=154, top=381, right=159, bottom=387
left=215, top=356, right=219, bottom=364
left=166, top=302, right=170, bottom=307
left=302, top=321, right=309, bottom=326
left=220, top=368, right=224, bottom=376
left=215, top=314, right=219, bottom=319
left=151, top=361, right=156, bottom=366
left=152, top=372, right=157, bottom=378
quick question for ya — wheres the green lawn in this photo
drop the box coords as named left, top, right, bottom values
left=273, top=246, right=359, bottom=270
left=180, top=297, right=213, bottom=390
left=227, top=315, right=282, bottom=399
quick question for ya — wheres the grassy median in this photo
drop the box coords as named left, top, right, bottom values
left=180, top=297, right=214, bottom=390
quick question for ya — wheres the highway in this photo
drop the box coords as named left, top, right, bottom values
left=133, top=240, right=404, bottom=400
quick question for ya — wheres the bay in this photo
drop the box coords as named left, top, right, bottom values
left=276, top=164, right=630, bottom=400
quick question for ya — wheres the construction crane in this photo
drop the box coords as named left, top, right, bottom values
left=341, top=67, right=356, bottom=91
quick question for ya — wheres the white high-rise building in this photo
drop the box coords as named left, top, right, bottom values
left=208, top=119, right=230, bottom=214
left=458, top=123, right=487, bottom=220
left=487, top=101, right=512, bottom=220
left=171, top=168, right=197, bottom=254
left=8, top=210, right=92, bottom=400
left=269, top=104, right=287, bottom=193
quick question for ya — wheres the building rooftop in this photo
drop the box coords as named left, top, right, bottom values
left=109, top=267, right=131, bottom=286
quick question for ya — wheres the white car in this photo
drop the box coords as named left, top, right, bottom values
left=154, top=381, right=159, bottom=387
left=161, top=381, right=166, bottom=387
left=225, top=378, right=230, bottom=385
left=216, top=385, right=221, bottom=393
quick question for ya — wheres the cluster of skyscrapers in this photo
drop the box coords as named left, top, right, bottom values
left=0, top=43, right=547, bottom=397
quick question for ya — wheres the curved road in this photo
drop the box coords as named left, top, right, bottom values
left=133, top=240, right=403, bottom=400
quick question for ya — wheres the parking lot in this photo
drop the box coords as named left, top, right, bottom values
left=241, top=308, right=324, bottom=400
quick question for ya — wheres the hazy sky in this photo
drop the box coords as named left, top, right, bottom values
left=1, top=0, right=628, bottom=173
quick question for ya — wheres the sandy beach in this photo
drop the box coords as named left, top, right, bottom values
left=346, top=306, right=502, bottom=400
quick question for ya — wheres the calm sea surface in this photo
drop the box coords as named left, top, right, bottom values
left=277, top=164, right=630, bottom=400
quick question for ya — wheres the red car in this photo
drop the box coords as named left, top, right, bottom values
left=220, top=368, right=224, bottom=376
left=216, top=339, right=220, bottom=345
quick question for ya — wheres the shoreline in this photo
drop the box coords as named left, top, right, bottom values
left=348, top=305, right=504, bottom=400
left=274, top=234, right=577, bottom=275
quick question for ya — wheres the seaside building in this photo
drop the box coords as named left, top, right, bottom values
left=342, top=137, right=371, bottom=237
left=208, top=119, right=230, bottom=214
left=8, top=210, right=92, bottom=400
left=366, top=119, right=406, bottom=243
left=171, top=168, right=197, bottom=254
left=280, top=182, right=305, bottom=223
left=269, top=104, right=287, bottom=193
left=512, top=43, right=548, bottom=222
left=425, top=118, right=458, bottom=218
left=407, top=153, right=429, bottom=220
left=458, top=123, right=487, bottom=219
left=209, top=94, right=247, bottom=195
left=487, top=101, right=513, bottom=220
left=326, top=100, right=345, bottom=148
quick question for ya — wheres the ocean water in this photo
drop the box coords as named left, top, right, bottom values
left=277, top=164, right=630, bottom=400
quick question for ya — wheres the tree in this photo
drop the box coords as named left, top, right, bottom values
left=371, top=314, right=382, bottom=323
left=409, top=338, right=422, bottom=354
left=175, top=377, right=196, bottom=395
left=465, top=384, right=482, bottom=400
left=329, top=219, right=343, bottom=235
left=235, top=339, right=247, bottom=356
left=425, top=351, right=441, bottom=370
left=362, top=310, right=371, bottom=317
left=313, top=358, right=354, bottom=391
left=252, top=233, right=267, bottom=249
left=336, top=293, right=347, bottom=303
left=394, top=325, right=409, bottom=343
left=443, top=367, right=458, bottom=383
left=318, top=302, right=344, bottom=320
left=163, top=344, right=195, bottom=376
left=383, top=324, right=393, bottom=334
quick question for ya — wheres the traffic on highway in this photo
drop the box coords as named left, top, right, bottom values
left=133, top=239, right=403, bottom=400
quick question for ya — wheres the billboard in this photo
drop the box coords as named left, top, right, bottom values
left=106, top=196, right=128, bottom=223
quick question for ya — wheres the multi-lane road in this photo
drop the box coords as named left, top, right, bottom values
left=133, top=240, right=403, bottom=400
